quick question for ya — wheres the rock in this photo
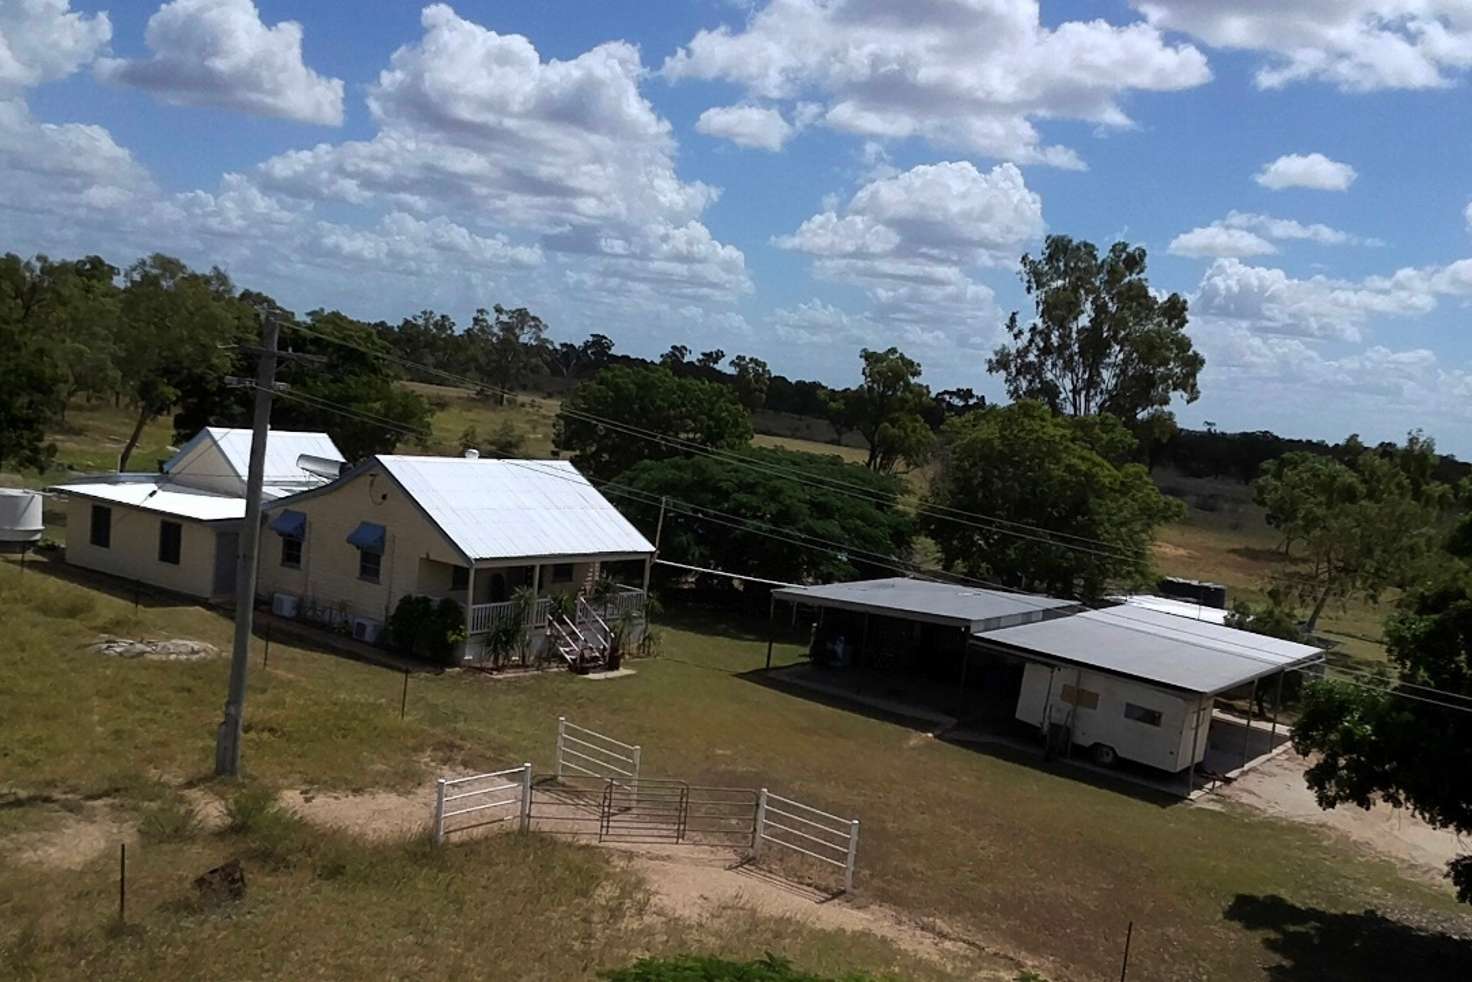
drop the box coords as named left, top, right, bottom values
left=87, top=637, right=221, bottom=661
left=193, top=858, right=246, bottom=902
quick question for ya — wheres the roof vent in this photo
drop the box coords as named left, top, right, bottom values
left=464, top=448, right=480, bottom=459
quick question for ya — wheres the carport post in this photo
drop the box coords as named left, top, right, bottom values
left=1187, top=696, right=1208, bottom=796
left=956, top=633, right=970, bottom=716
left=1268, top=670, right=1285, bottom=747
left=1241, top=678, right=1259, bottom=769
left=764, top=594, right=776, bottom=671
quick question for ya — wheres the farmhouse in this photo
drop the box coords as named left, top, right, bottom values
left=48, top=427, right=344, bottom=601
left=771, top=577, right=1323, bottom=788
left=256, top=452, right=654, bottom=664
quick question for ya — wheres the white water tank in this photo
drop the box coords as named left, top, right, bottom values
left=0, top=489, right=43, bottom=552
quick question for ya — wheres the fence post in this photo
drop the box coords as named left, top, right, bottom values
left=843, top=819, right=860, bottom=893
left=631, top=743, right=642, bottom=802
left=520, top=763, right=533, bottom=833
left=753, top=787, right=768, bottom=855
left=118, top=842, right=126, bottom=924
left=1120, top=920, right=1134, bottom=981
left=556, top=716, right=566, bottom=781
left=433, top=778, right=447, bottom=845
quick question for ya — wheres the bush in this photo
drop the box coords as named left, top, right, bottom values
left=223, top=786, right=308, bottom=867
left=601, top=954, right=872, bottom=981
left=139, top=794, right=201, bottom=843
left=387, top=595, right=465, bottom=665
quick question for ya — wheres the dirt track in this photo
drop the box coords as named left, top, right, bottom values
left=1199, top=750, right=1468, bottom=883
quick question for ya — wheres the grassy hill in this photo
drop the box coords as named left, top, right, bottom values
left=2, top=563, right=1467, bottom=981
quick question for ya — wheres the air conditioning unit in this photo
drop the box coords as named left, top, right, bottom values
left=352, top=617, right=384, bottom=644
left=271, top=592, right=300, bottom=619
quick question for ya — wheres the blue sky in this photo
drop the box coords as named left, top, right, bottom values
left=5, top=1, right=1472, bottom=453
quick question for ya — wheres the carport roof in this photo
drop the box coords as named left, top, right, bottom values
left=771, top=577, right=1079, bottom=631
left=974, top=604, right=1324, bottom=696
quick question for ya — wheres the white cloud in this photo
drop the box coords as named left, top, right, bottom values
left=1192, top=257, right=1443, bottom=342
left=1133, top=2, right=1472, bottom=92
left=95, top=0, right=344, bottom=125
left=1465, top=200, right=1472, bottom=231
left=695, top=104, right=794, bottom=151
left=1196, top=325, right=1472, bottom=430
left=314, top=211, right=543, bottom=271
left=776, top=160, right=1037, bottom=335
left=1170, top=225, right=1277, bottom=258
left=0, top=0, right=110, bottom=93
left=0, top=97, right=154, bottom=219
left=1171, top=210, right=1376, bottom=257
left=1222, top=211, right=1363, bottom=245
left=664, top=0, right=1210, bottom=166
left=1255, top=153, right=1358, bottom=191
left=250, top=4, right=746, bottom=302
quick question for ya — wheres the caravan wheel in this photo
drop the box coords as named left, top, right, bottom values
left=1089, top=743, right=1118, bottom=767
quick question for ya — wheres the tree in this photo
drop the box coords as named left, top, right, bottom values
left=617, top=447, right=914, bottom=587
left=0, top=253, right=109, bottom=472
left=696, top=348, right=725, bottom=370
left=1253, top=436, right=1450, bottom=633
left=381, top=309, right=460, bottom=373
left=987, top=236, right=1202, bottom=424
left=729, top=355, right=772, bottom=412
left=828, top=347, right=935, bottom=473
left=923, top=401, right=1183, bottom=598
left=465, top=305, right=549, bottom=405
left=115, top=255, right=248, bottom=471
left=554, top=364, right=751, bottom=480
left=1292, top=518, right=1472, bottom=903
left=659, top=344, right=690, bottom=369
left=172, top=306, right=433, bottom=461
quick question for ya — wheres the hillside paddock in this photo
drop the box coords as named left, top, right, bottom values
left=2, top=562, right=1469, bottom=981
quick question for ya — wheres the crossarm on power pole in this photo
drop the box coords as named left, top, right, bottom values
left=214, top=313, right=280, bottom=778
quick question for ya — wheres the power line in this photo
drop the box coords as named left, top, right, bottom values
left=277, top=321, right=1153, bottom=565
left=262, top=375, right=1472, bottom=716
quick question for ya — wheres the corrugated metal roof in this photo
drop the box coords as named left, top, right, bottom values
left=976, top=604, right=1323, bottom=695
left=1114, top=594, right=1230, bottom=625
left=49, top=478, right=245, bottom=522
left=772, top=577, right=1079, bottom=630
left=374, top=456, right=655, bottom=561
left=165, top=427, right=344, bottom=486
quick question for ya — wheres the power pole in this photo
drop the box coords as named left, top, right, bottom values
left=214, top=314, right=280, bottom=778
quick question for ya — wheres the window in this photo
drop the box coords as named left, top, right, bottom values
left=1124, top=702, right=1163, bottom=727
left=358, top=548, right=382, bottom=583
left=551, top=563, right=574, bottom=583
left=451, top=565, right=469, bottom=591
left=89, top=505, right=111, bottom=548
left=280, top=536, right=302, bottom=569
left=1059, top=684, right=1100, bottom=711
left=157, top=520, right=182, bottom=565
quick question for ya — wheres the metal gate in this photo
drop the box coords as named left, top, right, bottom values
left=597, top=778, right=757, bottom=846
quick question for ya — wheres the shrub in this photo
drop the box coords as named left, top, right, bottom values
left=601, top=954, right=871, bottom=981
left=388, top=595, right=465, bottom=665
left=139, top=794, right=201, bottom=843
left=223, top=786, right=307, bottom=867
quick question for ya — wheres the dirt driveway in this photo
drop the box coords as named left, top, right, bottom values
left=1200, top=750, right=1467, bottom=884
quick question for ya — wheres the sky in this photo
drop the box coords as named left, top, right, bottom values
left=4, top=1, right=1472, bottom=454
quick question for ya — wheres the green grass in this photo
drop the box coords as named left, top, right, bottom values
left=1153, top=467, right=1393, bottom=667
left=3, top=812, right=971, bottom=982
left=405, top=380, right=559, bottom=458
left=3, top=563, right=1469, bottom=980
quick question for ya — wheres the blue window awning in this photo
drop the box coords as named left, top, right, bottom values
left=270, top=509, right=307, bottom=539
left=346, top=521, right=386, bottom=554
